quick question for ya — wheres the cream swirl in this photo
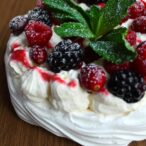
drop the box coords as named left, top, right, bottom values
left=90, top=92, right=146, bottom=116
left=21, top=67, right=50, bottom=102
left=50, top=70, right=90, bottom=112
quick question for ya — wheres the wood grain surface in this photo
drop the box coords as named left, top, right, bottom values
left=0, top=0, right=146, bottom=146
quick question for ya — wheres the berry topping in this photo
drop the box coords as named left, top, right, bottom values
left=28, top=7, right=52, bottom=26
left=36, top=0, right=44, bottom=7
left=107, top=70, right=146, bottom=103
left=30, top=45, right=48, bottom=65
left=136, top=41, right=146, bottom=58
left=25, top=21, right=52, bottom=46
left=131, top=42, right=146, bottom=77
left=97, top=3, right=106, bottom=9
left=128, top=1, right=145, bottom=19
left=9, top=16, right=28, bottom=35
left=131, top=16, right=146, bottom=33
left=47, top=40, right=84, bottom=73
left=79, top=64, right=106, bottom=92
left=104, top=61, right=130, bottom=74
left=125, top=30, right=136, bottom=46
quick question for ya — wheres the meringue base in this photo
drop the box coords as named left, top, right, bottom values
left=5, top=49, right=146, bottom=146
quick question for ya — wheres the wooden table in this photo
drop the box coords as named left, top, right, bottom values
left=0, top=0, right=146, bottom=146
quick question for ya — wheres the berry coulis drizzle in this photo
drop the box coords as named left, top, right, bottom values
left=11, top=50, right=31, bottom=68
left=11, top=49, right=76, bottom=88
left=37, top=68, right=77, bottom=88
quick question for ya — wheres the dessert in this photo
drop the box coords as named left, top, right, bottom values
left=5, top=0, right=146, bottom=146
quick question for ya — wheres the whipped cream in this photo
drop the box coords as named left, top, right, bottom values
left=90, top=92, right=146, bottom=116
left=50, top=70, right=89, bottom=112
left=9, top=48, right=32, bottom=77
left=49, top=27, right=62, bottom=47
left=21, top=67, right=50, bottom=102
left=7, top=32, right=28, bottom=52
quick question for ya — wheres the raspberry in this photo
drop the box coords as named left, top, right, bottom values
left=28, top=7, right=51, bottom=26
left=97, top=3, right=106, bottom=8
left=132, top=56, right=146, bottom=76
left=125, top=30, right=137, bottom=46
left=47, top=40, right=84, bottom=73
left=104, top=61, right=130, bottom=74
left=131, top=42, right=146, bottom=76
left=30, top=45, right=48, bottom=65
left=128, top=1, right=145, bottom=19
left=36, top=0, right=44, bottom=7
left=25, top=21, right=52, bottom=46
left=9, top=15, right=28, bottom=35
left=136, top=41, right=146, bottom=58
left=107, top=70, right=146, bottom=103
left=79, top=64, right=106, bottom=92
left=131, top=16, right=146, bottom=33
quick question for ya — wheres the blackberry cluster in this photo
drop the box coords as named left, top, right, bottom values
left=78, top=0, right=108, bottom=6
left=9, top=15, right=28, bottom=35
left=107, top=70, right=146, bottom=103
left=47, top=40, right=84, bottom=73
left=28, top=7, right=52, bottom=26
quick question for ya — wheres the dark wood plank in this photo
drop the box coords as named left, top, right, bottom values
left=0, top=0, right=145, bottom=146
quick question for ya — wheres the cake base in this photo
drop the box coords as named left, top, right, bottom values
left=5, top=49, right=146, bottom=146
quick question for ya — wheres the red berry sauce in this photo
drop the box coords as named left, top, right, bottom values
left=37, top=68, right=77, bottom=88
left=11, top=50, right=32, bottom=68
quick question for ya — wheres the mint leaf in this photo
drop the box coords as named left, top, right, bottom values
left=103, top=28, right=135, bottom=52
left=90, top=41, right=136, bottom=64
left=90, top=28, right=137, bottom=64
left=54, top=22, right=95, bottom=39
left=43, top=0, right=88, bottom=26
left=86, top=5, right=100, bottom=34
left=95, top=0, right=136, bottom=38
left=52, top=12, right=75, bottom=22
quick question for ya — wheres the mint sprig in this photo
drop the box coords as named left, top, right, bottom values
left=55, top=22, right=95, bottom=39
left=43, top=0, right=136, bottom=64
left=94, top=0, right=135, bottom=38
left=90, top=28, right=137, bottom=64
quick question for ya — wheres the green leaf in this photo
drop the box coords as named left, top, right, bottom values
left=103, top=27, right=135, bottom=52
left=54, top=22, right=95, bottom=39
left=95, top=0, right=136, bottom=38
left=52, top=11, right=75, bottom=22
left=90, top=41, right=136, bottom=64
left=86, top=5, right=100, bottom=34
left=90, top=28, right=137, bottom=64
left=43, top=0, right=88, bottom=26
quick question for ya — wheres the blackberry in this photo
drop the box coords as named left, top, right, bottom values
left=107, top=70, right=146, bottom=103
left=78, top=0, right=108, bottom=6
left=47, top=39, right=84, bottom=73
left=9, top=15, right=28, bottom=35
left=28, top=7, right=52, bottom=26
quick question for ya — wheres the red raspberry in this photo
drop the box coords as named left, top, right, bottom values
left=79, top=64, right=106, bottom=92
left=131, top=42, right=146, bottom=76
left=128, top=1, right=145, bottom=19
left=131, top=16, right=146, bottom=33
left=104, top=61, right=130, bottom=74
left=30, top=45, right=48, bottom=64
left=36, top=0, right=44, bottom=7
left=25, top=21, right=52, bottom=46
left=136, top=41, right=146, bottom=58
left=97, top=3, right=106, bottom=9
left=131, top=56, right=146, bottom=76
left=125, top=30, right=137, bottom=46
